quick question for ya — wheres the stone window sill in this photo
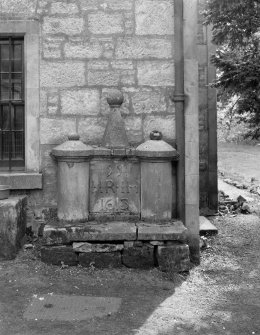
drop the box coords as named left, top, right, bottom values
left=0, top=173, right=42, bottom=190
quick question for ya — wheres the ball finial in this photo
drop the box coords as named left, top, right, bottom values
left=150, top=130, right=163, bottom=141
left=106, top=89, right=124, bottom=107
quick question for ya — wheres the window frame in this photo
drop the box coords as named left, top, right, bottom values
left=0, top=36, right=25, bottom=171
left=0, top=21, right=40, bottom=173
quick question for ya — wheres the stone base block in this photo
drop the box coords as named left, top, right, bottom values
left=79, top=252, right=122, bottom=268
left=41, top=246, right=79, bottom=266
left=156, top=243, right=190, bottom=272
left=122, top=245, right=154, bottom=269
left=0, top=196, right=27, bottom=260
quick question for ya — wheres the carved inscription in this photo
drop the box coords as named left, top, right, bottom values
left=89, top=160, right=140, bottom=215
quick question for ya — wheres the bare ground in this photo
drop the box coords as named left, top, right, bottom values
left=0, top=196, right=259, bottom=334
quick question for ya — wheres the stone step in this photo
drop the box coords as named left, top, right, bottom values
left=42, top=220, right=187, bottom=246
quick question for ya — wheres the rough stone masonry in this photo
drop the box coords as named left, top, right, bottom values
left=0, top=0, right=178, bottom=212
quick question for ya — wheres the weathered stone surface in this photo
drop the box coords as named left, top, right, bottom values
left=103, top=0, right=132, bottom=11
left=79, top=252, right=122, bottom=268
left=111, top=60, right=134, bottom=70
left=124, top=241, right=134, bottom=249
left=156, top=243, right=190, bottom=272
left=50, top=2, right=79, bottom=14
left=124, top=117, right=142, bottom=144
left=137, top=221, right=187, bottom=241
left=61, top=89, right=100, bottom=115
left=73, top=242, right=124, bottom=253
left=42, top=222, right=137, bottom=245
left=0, top=0, right=37, bottom=17
left=40, top=118, right=76, bottom=145
left=79, top=0, right=98, bottom=10
left=143, top=115, right=175, bottom=142
left=122, top=245, right=154, bottom=269
left=43, top=39, right=62, bottom=59
left=0, top=196, right=27, bottom=260
left=41, top=62, right=85, bottom=88
left=199, top=216, right=218, bottom=234
left=43, top=17, right=84, bottom=35
left=88, top=12, right=124, bottom=34
left=41, top=246, right=79, bottom=266
left=0, top=173, right=42, bottom=190
left=132, top=89, right=167, bottom=114
left=89, top=60, right=110, bottom=70
left=116, top=38, right=172, bottom=59
left=89, top=160, right=140, bottom=216
left=135, top=0, right=174, bottom=35
left=88, top=71, right=120, bottom=86
left=78, top=118, right=106, bottom=145
left=137, top=61, right=174, bottom=86
left=64, top=41, right=103, bottom=59
left=149, top=241, right=164, bottom=246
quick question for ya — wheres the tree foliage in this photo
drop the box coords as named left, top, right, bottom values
left=203, top=0, right=260, bottom=139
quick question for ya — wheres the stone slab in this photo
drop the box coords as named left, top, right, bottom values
left=73, top=242, right=124, bottom=253
left=156, top=243, right=190, bottom=272
left=42, top=221, right=137, bottom=245
left=199, top=216, right=218, bottom=234
left=24, top=294, right=121, bottom=321
left=122, top=245, right=154, bottom=269
left=137, top=221, right=187, bottom=241
left=41, top=246, right=79, bottom=266
left=0, top=196, right=27, bottom=260
left=0, top=173, right=42, bottom=190
left=79, top=252, right=122, bottom=268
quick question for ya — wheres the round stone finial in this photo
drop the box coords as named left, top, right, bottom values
left=68, top=134, right=80, bottom=141
left=150, top=130, right=162, bottom=141
left=107, top=89, right=124, bottom=107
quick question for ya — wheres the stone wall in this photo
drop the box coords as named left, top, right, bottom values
left=0, top=0, right=176, bottom=211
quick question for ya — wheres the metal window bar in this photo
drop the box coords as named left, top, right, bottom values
left=0, top=37, right=25, bottom=171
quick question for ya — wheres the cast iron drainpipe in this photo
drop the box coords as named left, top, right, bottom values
left=174, top=0, right=185, bottom=222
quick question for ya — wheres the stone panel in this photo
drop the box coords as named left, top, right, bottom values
left=64, top=41, right=103, bottom=59
left=43, top=17, right=84, bottom=35
left=137, top=61, right=174, bottom=86
left=88, top=12, right=124, bottom=34
left=61, top=89, right=100, bottom=115
left=40, top=118, right=76, bottom=145
left=135, top=0, right=174, bottom=35
left=90, top=160, right=141, bottom=216
left=41, top=62, right=85, bottom=88
left=116, top=38, right=172, bottom=59
left=143, top=115, right=175, bottom=142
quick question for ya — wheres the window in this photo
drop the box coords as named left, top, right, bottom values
left=0, top=37, right=25, bottom=171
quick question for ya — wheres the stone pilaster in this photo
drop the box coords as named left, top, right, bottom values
left=183, top=0, right=200, bottom=263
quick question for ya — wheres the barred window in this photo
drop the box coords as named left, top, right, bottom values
left=0, top=37, right=24, bottom=171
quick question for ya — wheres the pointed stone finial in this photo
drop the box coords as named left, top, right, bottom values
left=102, top=90, right=129, bottom=148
